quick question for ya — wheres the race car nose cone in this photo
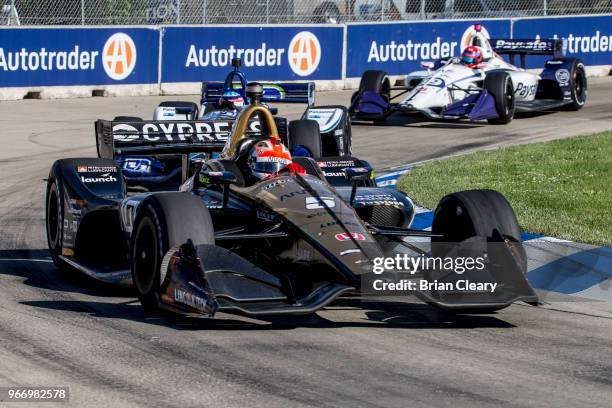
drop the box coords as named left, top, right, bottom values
left=246, top=82, right=264, bottom=104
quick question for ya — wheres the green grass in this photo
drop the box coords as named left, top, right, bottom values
left=396, top=132, right=612, bottom=246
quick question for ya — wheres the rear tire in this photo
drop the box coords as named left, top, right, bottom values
left=566, top=60, right=587, bottom=111
left=342, top=111, right=352, bottom=155
left=113, top=116, right=143, bottom=122
left=484, top=71, right=515, bottom=124
left=288, top=120, right=322, bottom=158
left=131, top=193, right=214, bottom=314
left=432, top=189, right=526, bottom=274
left=45, top=177, right=65, bottom=268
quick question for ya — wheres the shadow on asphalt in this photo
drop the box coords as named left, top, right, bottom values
left=0, top=249, right=134, bottom=297
left=352, top=109, right=557, bottom=128
left=21, top=300, right=515, bottom=331
left=19, top=298, right=514, bottom=332
left=5, top=249, right=514, bottom=330
left=352, top=114, right=483, bottom=129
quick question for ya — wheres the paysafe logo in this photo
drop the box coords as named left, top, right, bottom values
left=102, top=33, right=137, bottom=80
left=288, top=31, right=321, bottom=77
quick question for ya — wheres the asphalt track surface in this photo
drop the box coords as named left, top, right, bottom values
left=1, top=80, right=612, bottom=407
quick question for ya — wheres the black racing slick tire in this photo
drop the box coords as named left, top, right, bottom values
left=431, top=189, right=526, bottom=274
left=46, top=177, right=65, bottom=268
left=288, top=120, right=323, bottom=158
left=566, top=59, right=587, bottom=111
left=130, top=192, right=214, bottom=314
left=484, top=71, right=515, bottom=124
left=358, top=70, right=391, bottom=101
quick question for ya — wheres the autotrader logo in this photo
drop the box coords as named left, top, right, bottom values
left=288, top=31, right=321, bottom=77
left=102, top=33, right=137, bottom=80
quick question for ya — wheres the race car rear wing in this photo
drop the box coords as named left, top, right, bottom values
left=491, top=38, right=565, bottom=68
left=201, top=82, right=315, bottom=106
left=95, top=119, right=243, bottom=159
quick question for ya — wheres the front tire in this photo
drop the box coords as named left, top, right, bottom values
left=359, top=70, right=391, bottom=101
left=432, top=189, right=526, bottom=274
left=131, top=193, right=214, bottom=314
left=484, top=71, right=515, bottom=124
left=431, top=189, right=527, bottom=313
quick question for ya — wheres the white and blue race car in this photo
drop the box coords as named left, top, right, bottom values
left=350, top=24, right=587, bottom=124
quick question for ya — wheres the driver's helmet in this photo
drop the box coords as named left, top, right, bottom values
left=461, top=46, right=483, bottom=68
left=218, top=91, right=245, bottom=109
left=248, top=139, right=292, bottom=180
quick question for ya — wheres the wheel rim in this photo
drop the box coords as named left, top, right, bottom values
left=47, top=185, right=60, bottom=248
left=133, top=221, right=158, bottom=295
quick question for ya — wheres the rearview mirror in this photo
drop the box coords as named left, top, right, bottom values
left=344, top=167, right=373, bottom=182
left=344, top=167, right=373, bottom=206
left=193, top=170, right=237, bottom=208
left=197, top=170, right=237, bottom=186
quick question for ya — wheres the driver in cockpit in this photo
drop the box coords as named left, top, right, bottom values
left=201, top=135, right=305, bottom=187
left=197, top=82, right=306, bottom=187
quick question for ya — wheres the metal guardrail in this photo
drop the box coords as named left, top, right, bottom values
left=3, top=0, right=612, bottom=26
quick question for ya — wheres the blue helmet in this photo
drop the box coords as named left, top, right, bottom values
left=218, top=91, right=245, bottom=108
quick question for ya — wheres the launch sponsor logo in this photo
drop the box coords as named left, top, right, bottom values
left=81, top=173, right=118, bottom=183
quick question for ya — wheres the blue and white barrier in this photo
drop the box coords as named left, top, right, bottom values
left=1, top=15, right=612, bottom=99
left=161, top=26, right=343, bottom=82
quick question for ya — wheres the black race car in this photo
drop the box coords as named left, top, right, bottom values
left=46, top=84, right=537, bottom=317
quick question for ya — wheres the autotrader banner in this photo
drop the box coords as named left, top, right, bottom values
left=346, top=19, right=511, bottom=77
left=0, top=27, right=160, bottom=87
left=513, top=15, right=612, bottom=68
left=161, top=26, right=343, bottom=82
